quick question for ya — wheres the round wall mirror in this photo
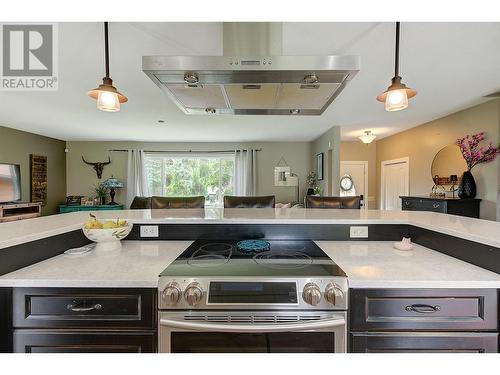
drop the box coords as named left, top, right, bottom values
left=431, top=144, right=467, bottom=185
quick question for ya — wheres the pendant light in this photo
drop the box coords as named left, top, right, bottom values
left=88, top=22, right=128, bottom=112
left=377, top=22, right=416, bottom=111
left=358, top=130, right=376, bottom=144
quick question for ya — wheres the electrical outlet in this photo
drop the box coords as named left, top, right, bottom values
left=140, top=225, right=159, bottom=238
left=350, top=226, right=368, bottom=238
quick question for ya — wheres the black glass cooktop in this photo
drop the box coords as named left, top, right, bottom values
left=160, top=240, right=346, bottom=278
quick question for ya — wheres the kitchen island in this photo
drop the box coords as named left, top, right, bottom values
left=0, top=208, right=499, bottom=353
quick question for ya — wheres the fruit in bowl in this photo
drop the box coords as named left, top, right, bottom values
left=82, top=214, right=133, bottom=251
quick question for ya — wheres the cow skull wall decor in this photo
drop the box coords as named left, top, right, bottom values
left=82, top=156, right=111, bottom=179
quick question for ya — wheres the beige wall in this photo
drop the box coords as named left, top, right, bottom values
left=340, top=141, right=377, bottom=208
left=311, top=126, right=341, bottom=195
left=376, top=99, right=500, bottom=220
left=66, top=141, right=313, bottom=206
left=0, top=126, right=66, bottom=215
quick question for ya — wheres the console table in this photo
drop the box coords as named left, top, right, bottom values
left=400, top=196, right=481, bottom=218
left=59, top=204, right=124, bottom=214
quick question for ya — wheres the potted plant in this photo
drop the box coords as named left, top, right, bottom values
left=306, top=171, right=317, bottom=195
left=93, top=182, right=109, bottom=205
left=456, top=132, right=499, bottom=198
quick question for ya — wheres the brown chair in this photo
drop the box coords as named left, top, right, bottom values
left=224, top=195, right=275, bottom=208
left=130, top=196, right=152, bottom=209
left=151, top=196, right=205, bottom=209
left=305, top=195, right=363, bottom=209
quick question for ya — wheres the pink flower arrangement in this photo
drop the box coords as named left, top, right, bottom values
left=456, top=132, right=500, bottom=171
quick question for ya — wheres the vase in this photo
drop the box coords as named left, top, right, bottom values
left=99, top=196, right=106, bottom=205
left=457, top=171, right=476, bottom=199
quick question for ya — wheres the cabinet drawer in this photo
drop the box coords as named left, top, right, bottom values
left=350, top=289, right=497, bottom=331
left=402, top=198, right=445, bottom=213
left=14, top=330, right=155, bottom=353
left=13, top=288, right=155, bottom=329
left=350, top=332, right=498, bottom=353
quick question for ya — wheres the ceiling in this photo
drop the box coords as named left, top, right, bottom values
left=1, top=22, right=499, bottom=142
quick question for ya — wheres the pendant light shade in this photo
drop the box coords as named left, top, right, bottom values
left=359, top=130, right=376, bottom=144
left=88, top=22, right=128, bottom=112
left=377, top=22, right=416, bottom=112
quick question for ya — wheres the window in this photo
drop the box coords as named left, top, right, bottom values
left=145, top=154, right=235, bottom=207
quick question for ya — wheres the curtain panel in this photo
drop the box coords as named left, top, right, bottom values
left=126, top=149, right=150, bottom=207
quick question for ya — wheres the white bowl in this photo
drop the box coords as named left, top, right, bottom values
left=82, top=222, right=133, bottom=251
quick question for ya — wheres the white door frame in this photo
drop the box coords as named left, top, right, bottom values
left=340, top=161, right=369, bottom=209
left=380, top=157, right=410, bottom=210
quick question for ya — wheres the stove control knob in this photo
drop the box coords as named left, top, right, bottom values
left=184, top=282, right=203, bottom=306
left=325, top=283, right=344, bottom=306
left=302, top=282, right=322, bottom=306
left=162, top=282, right=181, bottom=305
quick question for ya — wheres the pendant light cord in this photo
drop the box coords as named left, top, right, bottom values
left=394, top=21, right=400, bottom=78
left=104, top=22, right=110, bottom=78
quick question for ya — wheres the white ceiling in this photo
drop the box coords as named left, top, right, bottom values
left=1, top=22, right=499, bottom=142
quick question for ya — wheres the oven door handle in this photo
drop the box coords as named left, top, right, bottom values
left=159, top=317, right=346, bottom=332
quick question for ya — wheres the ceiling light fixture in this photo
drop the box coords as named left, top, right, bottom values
left=88, top=22, right=128, bottom=112
left=377, top=22, right=416, bottom=112
left=359, top=130, right=376, bottom=144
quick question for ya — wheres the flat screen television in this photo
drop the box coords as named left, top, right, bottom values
left=0, top=163, right=21, bottom=203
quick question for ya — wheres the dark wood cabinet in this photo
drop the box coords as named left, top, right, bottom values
left=13, top=287, right=155, bottom=329
left=400, top=196, right=481, bottom=218
left=12, top=287, right=157, bottom=353
left=0, top=288, right=12, bottom=353
left=14, top=330, right=155, bottom=353
left=350, top=332, right=498, bottom=353
left=350, top=288, right=498, bottom=331
left=349, top=288, right=499, bottom=353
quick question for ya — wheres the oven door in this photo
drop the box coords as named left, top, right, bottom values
left=159, top=311, right=346, bottom=353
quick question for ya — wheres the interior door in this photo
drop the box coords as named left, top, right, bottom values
left=340, top=161, right=367, bottom=207
left=382, top=159, right=409, bottom=210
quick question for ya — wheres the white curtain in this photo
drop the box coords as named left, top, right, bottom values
left=126, top=150, right=150, bottom=207
left=234, top=149, right=257, bottom=196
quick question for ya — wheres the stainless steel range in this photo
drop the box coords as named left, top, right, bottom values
left=158, top=240, right=348, bottom=353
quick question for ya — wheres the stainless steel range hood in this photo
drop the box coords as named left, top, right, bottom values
left=142, top=23, right=360, bottom=115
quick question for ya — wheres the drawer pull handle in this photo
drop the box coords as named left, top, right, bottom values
left=405, top=304, right=441, bottom=313
left=66, top=303, right=102, bottom=312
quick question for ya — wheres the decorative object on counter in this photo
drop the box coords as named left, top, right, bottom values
left=65, top=195, right=83, bottom=206
left=87, top=22, right=128, bottom=112
left=429, top=181, right=446, bottom=198
left=456, top=132, right=500, bottom=199
left=82, top=214, right=133, bottom=251
left=236, top=239, right=271, bottom=253
left=316, top=153, right=324, bottom=181
left=393, top=237, right=413, bottom=251
left=93, top=183, right=109, bottom=206
left=29, top=154, right=47, bottom=206
left=313, top=186, right=322, bottom=195
left=358, top=130, right=376, bottom=144
left=82, top=156, right=111, bottom=179
left=449, top=175, right=458, bottom=198
left=377, top=22, right=417, bottom=112
left=63, top=243, right=95, bottom=256
left=306, top=171, right=317, bottom=195
left=103, top=176, right=124, bottom=205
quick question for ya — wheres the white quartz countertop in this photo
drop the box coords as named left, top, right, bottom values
left=0, top=240, right=498, bottom=288
left=0, top=241, right=191, bottom=288
left=318, top=241, right=500, bottom=288
left=1, top=208, right=500, bottom=249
